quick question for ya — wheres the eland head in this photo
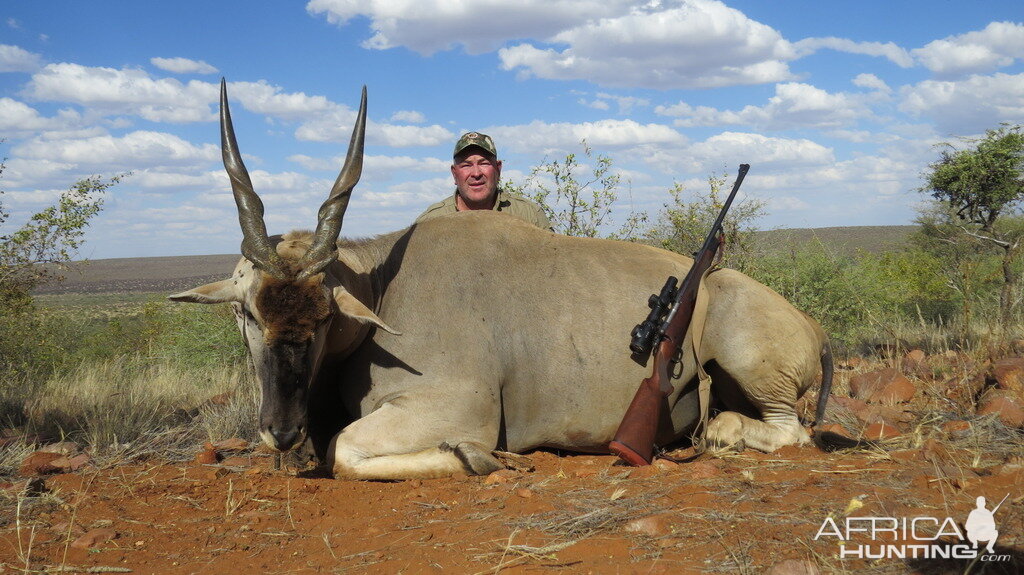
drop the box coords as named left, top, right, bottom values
left=169, top=80, right=398, bottom=453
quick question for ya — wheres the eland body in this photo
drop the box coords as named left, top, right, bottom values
left=172, top=82, right=833, bottom=480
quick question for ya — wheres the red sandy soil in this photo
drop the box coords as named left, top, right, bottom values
left=2, top=443, right=1022, bottom=574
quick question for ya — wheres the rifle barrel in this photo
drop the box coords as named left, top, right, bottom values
left=702, top=164, right=750, bottom=252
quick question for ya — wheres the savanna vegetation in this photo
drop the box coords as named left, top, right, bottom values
left=2, top=124, right=1023, bottom=468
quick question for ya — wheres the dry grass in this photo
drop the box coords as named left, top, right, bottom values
left=10, top=356, right=258, bottom=468
left=509, top=487, right=661, bottom=539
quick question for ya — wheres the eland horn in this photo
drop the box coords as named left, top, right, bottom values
left=220, top=78, right=287, bottom=279
left=297, top=86, right=367, bottom=281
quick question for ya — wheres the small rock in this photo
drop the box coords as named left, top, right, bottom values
left=921, top=438, right=953, bottom=463
left=977, top=391, right=1024, bottom=428
left=51, top=521, right=85, bottom=537
left=653, top=458, right=678, bottom=470
left=768, top=559, right=820, bottom=575
left=19, top=452, right=63, bottom=476
left=849, top=368, right=916, bottom=404
left=514, top=488, right=533, bottom=498
left=484, top=469, right=518, bottom=485
left=816, top=423, right=854, bottom=439
left=943, top=373, right=987, bottom=409
left=991, top=358, right=1024, bottom=393
left=854, top=405, right=912, bottom=428
left=50, top=453, right=91, bottom=472
left=905, top=349, right=926, bottom=364
left=195, top=448, right=219, bottom=465
left=624, top=514, right=674, bottom=537
left=70, top=528, right=117, bottom=550
left=204, top=467, right=230, bottom=480
left=37, top=441, right=79, bottom=456
left=863, top=422, right=901, bottom=440
left=830, top=396, right=868, bottom=414
left=572, top=468, right=599, bottom=479
left=687, top=461, right=722, bottom=479
left=213, top=438, right=250, bottom=451
left=941, top=420, right=971, bottom=437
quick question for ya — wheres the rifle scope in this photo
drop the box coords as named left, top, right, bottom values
left=629, top=276, right=678, bottom=355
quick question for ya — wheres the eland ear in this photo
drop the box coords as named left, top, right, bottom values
left=332, top=287, right=401, bottom=335
left=169, top=279, right=242, bottom=304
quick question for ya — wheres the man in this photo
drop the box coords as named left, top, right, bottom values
left=416, top=132, right=552, bottom=230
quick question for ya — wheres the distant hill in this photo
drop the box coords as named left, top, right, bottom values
left=35, top=254, right=240, bottom=295
left=754, top=225, right=916, bottom=258
left=36, top=225, right=918, bottom=295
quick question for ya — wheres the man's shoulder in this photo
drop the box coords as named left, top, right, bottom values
left=416, top=195, right=457, bottom=223
left=500, top=192, right=552, bottom=230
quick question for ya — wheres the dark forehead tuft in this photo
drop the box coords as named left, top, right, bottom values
left=255, top=276, right=331, bottom=344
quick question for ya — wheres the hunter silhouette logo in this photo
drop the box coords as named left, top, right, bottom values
left=815, top=494, right=1011, bottom=561
left=965, top=495, right=1007, bottom=554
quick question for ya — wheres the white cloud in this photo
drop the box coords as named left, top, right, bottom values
left=359, top=177, right=453, bottom=207
left=852, top=73, right=891, bottom=94
left=13, top=130, right=220, bottom=170
left=579, top=98, right=611, bottom=111
left=374, top=123, right=454, bottom=147
left=793, top=37, right=914, bottom=67
left=656, top=82, right=875, bottom=130
left=130, top=169, right=225, bottom=191
left=24, top=63, right=217, bottom=122
left=591, top=93, right=650, bottom=115
left=0, top=98, right=82, bottom=133
left=150, top=57, right=219, bottom=75
left=288, top=153, right=449, bottom=182
left=390, top=110, right=426, bottom=123
left=913, top=21, right=1024, bottom=76
left=22, top=64, right=364, bottom=126
left=483, top=119, right=684, bottom=155
left=767, top=196, right=811, bottom=212
left=0, top=44, right=43, bottom=72
left=306, top=0, right=626, bottom=55
left=500, top=1, right=796, bottom=89
left=681, top=132, right=835, bottom=173
left=0, top=158, right=78, bottom=189
left=899, top=72, right=1024, bottom=134
left=230, top=80, right=339, bottom=121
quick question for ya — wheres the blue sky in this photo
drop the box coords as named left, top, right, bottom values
left=1, top=1, right=1022, bottom=259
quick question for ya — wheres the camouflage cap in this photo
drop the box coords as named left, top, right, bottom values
left=453, top=132, right=497, bottom=159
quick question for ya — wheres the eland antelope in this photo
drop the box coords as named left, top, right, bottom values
left=171, top=81, right=835, bottom=480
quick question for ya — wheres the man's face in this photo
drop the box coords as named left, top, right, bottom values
left=451, top=148, right=502, bottom=210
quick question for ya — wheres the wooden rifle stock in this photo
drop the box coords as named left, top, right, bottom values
left=609, top=164, right=750, bottom=466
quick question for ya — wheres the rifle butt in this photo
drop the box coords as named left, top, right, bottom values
left=609, top=377, right=664, bottom=466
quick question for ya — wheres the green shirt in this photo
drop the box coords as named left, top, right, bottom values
left=416, top=190, right=553, bottom=231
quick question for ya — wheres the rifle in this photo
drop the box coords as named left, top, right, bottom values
left=609, top=164, right=750, bottom=466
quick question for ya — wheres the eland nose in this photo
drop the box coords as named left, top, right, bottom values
left=269, top=426, right=301, bottom=451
